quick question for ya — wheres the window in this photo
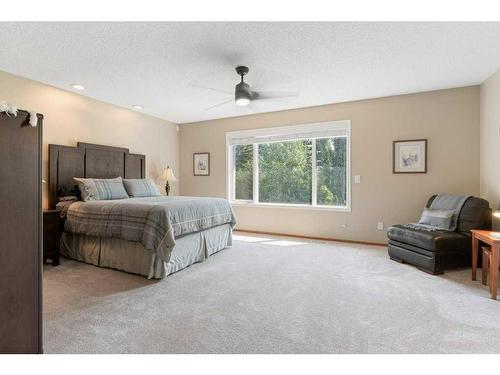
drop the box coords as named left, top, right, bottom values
left=259, top=140, right=312, bottom=204
left=234, top=144, right=253, bottom=200
left=227, top=121, right=351, bottom=210
left=316, top=137, right=347, bottom=207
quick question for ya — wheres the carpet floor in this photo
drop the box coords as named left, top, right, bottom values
left=43, top=232, right=500, bottom=354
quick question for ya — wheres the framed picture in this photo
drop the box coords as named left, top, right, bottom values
left=393, top=139, right=427, bottom=173
left=193, top=152, right=210, bottom=176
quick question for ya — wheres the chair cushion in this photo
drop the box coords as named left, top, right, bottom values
left=387, top=224, right=467, bottom=252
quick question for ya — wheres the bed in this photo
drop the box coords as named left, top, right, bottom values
left=49, top=142, right=235, bottom=279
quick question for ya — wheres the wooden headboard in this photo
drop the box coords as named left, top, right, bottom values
left=49, top=142, right=145, bottom=208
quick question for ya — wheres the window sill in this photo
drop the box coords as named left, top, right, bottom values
left=230, top=201, right=351, bottom=212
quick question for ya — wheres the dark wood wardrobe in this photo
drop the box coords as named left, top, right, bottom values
left=0, top=109, right=43, bottom=353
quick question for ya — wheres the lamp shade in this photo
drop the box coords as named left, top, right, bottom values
left=161, top=166, right=177, bottom=182
left=494, top=203, right=500, bottom=218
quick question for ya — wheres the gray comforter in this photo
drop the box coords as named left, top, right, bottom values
left=65, top=196, right=236, bottom=262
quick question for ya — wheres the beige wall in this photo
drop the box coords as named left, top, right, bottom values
left=480, top=68, right=500, bottom=214
left=0, top=70, right=180, bottom=208
left=180, top=86, right=480, bottom=243
left=1, top=67, right=481, bottom=243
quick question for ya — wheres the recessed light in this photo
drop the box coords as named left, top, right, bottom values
left=70, top=83, right=85, bottom=90
left=132, top=105, right=143, bottom=110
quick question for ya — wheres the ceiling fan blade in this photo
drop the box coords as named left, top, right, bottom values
left=247, top=102, right=261, bottom=113
left=252, top=90, right=300, bottom=100
left=190, top=83, right=232, bottom=96
left=250, top=67, right=293, bottom=89
left=204, top=99, right=234, bottom=111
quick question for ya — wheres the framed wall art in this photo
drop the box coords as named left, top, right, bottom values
left=393, top=139, right=427, bottom=174
left=193, top=152, right=210, bottom=176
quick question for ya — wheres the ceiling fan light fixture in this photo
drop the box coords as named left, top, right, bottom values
left=235, top=81, right=251, bottom=106
left=235, top=97, right=250, bottom=106
left=201, top=65, right=299, bottom=112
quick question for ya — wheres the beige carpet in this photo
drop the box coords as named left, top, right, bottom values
left=43, top=232, right=500, bottom=353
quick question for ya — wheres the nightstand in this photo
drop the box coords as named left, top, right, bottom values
left=43, top=210, right=61, bottom=266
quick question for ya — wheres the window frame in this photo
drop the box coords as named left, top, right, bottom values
left=226, top=120, right=351, bottom=212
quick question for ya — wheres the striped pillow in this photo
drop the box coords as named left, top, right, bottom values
left=418, top=208, right=454, bottom=230
left=74, top=177, right=129, bottom=201
left=123, top=178, right=161, bottom=197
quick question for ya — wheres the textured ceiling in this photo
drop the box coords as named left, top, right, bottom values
left=1, top=22, right=500, bottom=124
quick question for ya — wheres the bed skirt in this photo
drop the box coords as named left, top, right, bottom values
left=60, top=224, right=233, bottom=279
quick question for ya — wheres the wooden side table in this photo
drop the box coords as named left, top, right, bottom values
left=43, top=210, right=61, bottom=266
left=471, top=229, right=500, bottom=300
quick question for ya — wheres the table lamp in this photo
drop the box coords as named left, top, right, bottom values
left=494, top=205, right=500, bottom=218
left=492, top=204, right=500, bottom=238
left=161, top=165, right=177, bottom=196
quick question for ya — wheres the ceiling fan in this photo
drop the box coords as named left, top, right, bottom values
left=194, top=66, right=299, bottom=111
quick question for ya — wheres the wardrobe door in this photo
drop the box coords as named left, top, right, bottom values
left=0, top=111, right=42, bottom=353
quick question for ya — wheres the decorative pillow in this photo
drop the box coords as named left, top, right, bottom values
left=418, top=208, right=455, bottom=230
left=122, top=178, right=161, bottom=197
left=56, top=196, right=79, bottom=218
left=74, top=177, right=129, bottom=201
